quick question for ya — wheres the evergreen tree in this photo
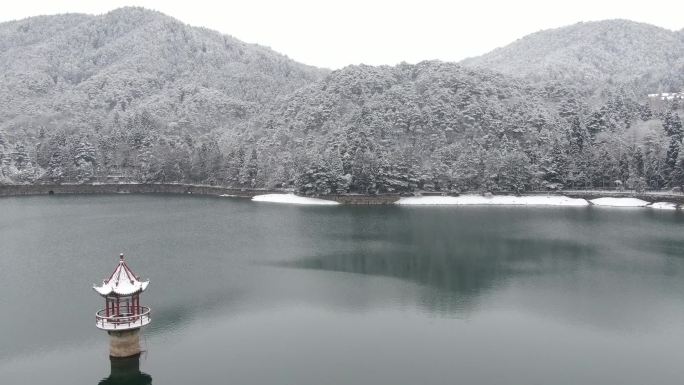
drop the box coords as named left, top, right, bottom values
left=663, top=112, right=683, bottom=184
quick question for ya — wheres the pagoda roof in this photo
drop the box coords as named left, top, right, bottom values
left=93, top=254, right=149, bottom=296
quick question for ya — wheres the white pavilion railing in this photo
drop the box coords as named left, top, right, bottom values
left=95, top=306, right=151, bottom=331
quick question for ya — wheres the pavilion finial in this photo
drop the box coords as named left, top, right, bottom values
left=120, top=253, right=124, bottom=261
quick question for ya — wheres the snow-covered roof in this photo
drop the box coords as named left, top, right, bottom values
left=93, top=254, right=149, bottom=296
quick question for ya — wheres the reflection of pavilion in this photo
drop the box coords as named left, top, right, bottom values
left=98, top=354, right=152, bottom=385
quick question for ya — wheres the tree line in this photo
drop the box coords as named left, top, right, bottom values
left=2, top=62, right=682, bottom=195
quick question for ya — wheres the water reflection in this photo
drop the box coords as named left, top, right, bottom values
left=98, top=354, right=152, bottom=385
left=280, top=236, right=595, bottom=309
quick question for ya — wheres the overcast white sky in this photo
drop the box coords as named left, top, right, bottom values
left=2, top=0, right=683, bottom=69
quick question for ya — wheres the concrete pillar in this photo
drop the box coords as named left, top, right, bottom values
left=108, top=329, right=141, bottom=358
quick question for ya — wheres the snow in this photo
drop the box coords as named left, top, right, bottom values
left=252, top=194, right=339, bottom=205
left=589, top=197, right=650, bottom=207
left=648, top=202, right=678, bottom=210
left=94, top=280, right=149, bottom=296
left=396, top=195, right=589, bottom=206
left=93, top=256, right=149, bottom=296
left=395, top=194, right=681, bottom=210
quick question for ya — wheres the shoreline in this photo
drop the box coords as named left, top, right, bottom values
left=1, top=183, right=684, bottom=206
left=0, top=183, right=404, bottom=204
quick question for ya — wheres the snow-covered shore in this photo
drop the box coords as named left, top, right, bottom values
left=589, top=197, right=650, bottom=207
left=589, top=198, right=679, bottom=209
left=251, top=194, right=339, bottom=205
left=396, top=195, right=589, bottom=206
left=397, top=195, right=681, bottom=210
left=648, top=202, right=678, bottom=210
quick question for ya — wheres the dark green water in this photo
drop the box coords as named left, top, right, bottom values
left=1, top=195, right=684, bottom=385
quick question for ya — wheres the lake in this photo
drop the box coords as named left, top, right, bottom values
left=1, top=194, right=684, bottom=385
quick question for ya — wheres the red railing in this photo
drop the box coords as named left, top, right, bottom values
left=95, top=306, right=151, bottom=330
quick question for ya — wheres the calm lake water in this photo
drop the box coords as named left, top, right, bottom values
left=1, top=194, right=684, bottom=385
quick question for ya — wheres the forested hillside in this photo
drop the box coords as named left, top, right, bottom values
left=0, top=9, right=682, bottom=195
left=0, top=7, right=326, bottom=183
left=223, top=62, right=682, bottom=194
left=463, top=20, right=684, bottom=95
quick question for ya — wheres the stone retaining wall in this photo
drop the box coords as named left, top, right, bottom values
left=0, top=183, right=274, bottom=198
left=1, top=184, right=683, bottom=205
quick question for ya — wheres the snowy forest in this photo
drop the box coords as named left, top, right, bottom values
left=1, top=8, right=683, bottom=195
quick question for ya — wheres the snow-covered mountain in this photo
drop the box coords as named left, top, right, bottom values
left=0, top=9, right=682, bottom=195
left=462, top=20, right=684, bottom=94
left=0, top=7, right=327, bottom=137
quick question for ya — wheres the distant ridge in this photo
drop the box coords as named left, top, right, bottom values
left=462, top=19, right=684, bottom=93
